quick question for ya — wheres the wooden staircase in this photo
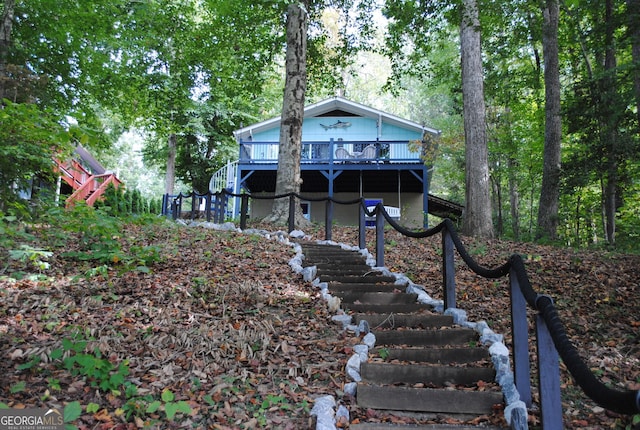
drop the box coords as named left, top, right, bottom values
left=300, top=242, right=507, bottom=429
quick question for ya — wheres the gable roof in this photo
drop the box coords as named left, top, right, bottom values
left=233, top=96, right=440, bottom=141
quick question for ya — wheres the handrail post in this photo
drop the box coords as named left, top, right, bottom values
left=174, top=195, right=182, bottom=220
left=205, top=191, right=212, bottom=222
left=288, top=194, right=295, bottom=233
left=211, top=192, right=217, bottom=223
left=510, top=267, right=532, bottom=407
left=162, top=193, right=169, bottom=217
left=536, top=312, right=563, bottom=428
left=375, top=205, right=384, bottom=267
left=190, top=192, right=197, bottom=220
left=442, top=227, right=456, bottom=309
left=325, top=200, right=333, bottom=241
left=220, top=191, right=228, bottom=222
left=358, top=202, right=366, bottom=250
left=240, top=194, right=249, bottom=230
left=171, top=198, right=177, bottom=220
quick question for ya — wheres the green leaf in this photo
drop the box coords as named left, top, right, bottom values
left=64, top=401, right=82, bottom=423
left=86, top=403, right=100, bottom=414
left=17, top=356, right=41, bottom=370
left=50, top=348, right=64, bottom=360
left=10, top=381, right=26, bottom=393
left=164, top=401, right=191, bottom=420
left=161, top=389, right=175, bottom=403
left=146, top=400, right=161, bottom=413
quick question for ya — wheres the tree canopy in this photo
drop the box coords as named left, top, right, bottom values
left=1, top=0, right=639, bottom=247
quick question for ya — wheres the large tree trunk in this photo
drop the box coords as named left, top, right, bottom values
left=602, top=0, right=618, bottom=244
left=165, top=133, right=177, bottom=195
left=628, top=0, right=640, bottom=126
left=536, top=0, right=562, bottom=240
left=265, top=3, right=310, bottom=228
left=0, top=0, right=15, bottom=102
left=460, top=0, right=493, bottom=238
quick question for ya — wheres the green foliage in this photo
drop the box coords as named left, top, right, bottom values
left=94, top=183, right=158, bottom=216
left=63, top=401, right=82, bottom=425
left=8, top=245, right=53, bottom=271
left=378, top=347, right=390, bottom=360
left=52, top=336, right=130, bottom=394
left=30, top=202, right=164, bottom=273
left=0, top=101, right=73, bottom=212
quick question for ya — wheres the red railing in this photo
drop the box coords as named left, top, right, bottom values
left=53, top=158, right=122, bottom=207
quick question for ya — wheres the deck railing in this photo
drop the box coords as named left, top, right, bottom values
left=167, top=190, right=640, bottom=429
left=238, top=139, right=422, bottom=164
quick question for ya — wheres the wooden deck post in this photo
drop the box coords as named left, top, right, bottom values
left=442, top=227, right=456, bottom=310
left=358, top=201, right=366, bottom=250
left=376, top=204, right=384, bottom=267
left=536, top=309, right=563, bottom=428
left=205, top=192, right=212, bottom=222
left=510, top=267, right=532, bottom=407
left=240, top=194, right=249, bottom=230
left=325, top=200, right=333, bottom=241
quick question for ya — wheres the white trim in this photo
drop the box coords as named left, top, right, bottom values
left=233, top=96, right=441, bottom=141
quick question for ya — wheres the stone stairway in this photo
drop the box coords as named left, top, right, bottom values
left=299, top=242, right=506, bottom=429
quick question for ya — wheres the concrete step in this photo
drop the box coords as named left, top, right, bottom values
left=336, top=291, right=419, bottom=305
left=320, top=274, right=397, bottom=283
left=342, top=303, right=434, bottom=313
left=350, top=423, right=506, bottom=429
left=328, top=282, right=406, bottom=293
left=361, top=362, right=496, bottom=386
left=372, top=328, right=478, bottom=347
left=312, top=262, right=371, bottom=270
left=317, top=267, right=379, bottom=276
left=371, top=347, right=490, bottom=364
left=356, top=384, right=503, bottom=415
left=354, top=313, right=453, bottom=329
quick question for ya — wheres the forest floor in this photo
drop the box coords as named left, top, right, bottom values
left=0, top=218, right=638, bottom=429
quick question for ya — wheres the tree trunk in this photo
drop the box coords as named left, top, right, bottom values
left=460, top=0, right=493, bottom=238
left=265, top=3, right=310, bottom=228
left=602, top=0, right=618, bottom=245
left=536, top=0, right=562, bottom=240
left=508, top=156, right=520, bottom=241
left=0, top=0, right=15, bottom=102
left=627, top=0, right=640, bottom=126
left=165, top=133, right=177, bottom=195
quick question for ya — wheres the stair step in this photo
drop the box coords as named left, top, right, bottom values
left=350, top=423, right=506, bottom=429
left=304, top=256, right=368, bottom=264
left=312, top=262, right=371, bottom=270
left=317, top=268, right=377, bottom=276
left=320, top=275, right=397, bottom=283
left=342, top=303, right=433, bottom=313
left=303, top=250, right=363, bottom=257
left=373, top=347, right=490, bottom=364
left=373, top=328, right=478, bottom=346
left=336, top=292, right=418, bottom=305
left=356, top=384, right=503, bottom=415
left=328, top=282, right=405, bottom=293
left=354, top=313, right=453, bottom=329
left=361, top=362, right=495, bottom=386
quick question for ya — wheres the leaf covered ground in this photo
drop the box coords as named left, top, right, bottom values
left=0, top=217, right=639, bottom=429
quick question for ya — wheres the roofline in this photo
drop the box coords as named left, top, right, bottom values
left=233, top=96, right=441, bottom=140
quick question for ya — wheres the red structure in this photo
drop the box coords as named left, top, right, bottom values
left=54, top=145, right=122, bottom=208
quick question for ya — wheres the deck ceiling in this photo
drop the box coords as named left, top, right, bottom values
left=241, top=169, right=425, bottom=194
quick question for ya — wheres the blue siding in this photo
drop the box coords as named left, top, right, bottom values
left=249, top=116, right=422, bottom=142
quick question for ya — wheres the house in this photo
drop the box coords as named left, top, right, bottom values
left=54, top=145, right=123, bottom=207
left=210, top=96, right=462, bottom=227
